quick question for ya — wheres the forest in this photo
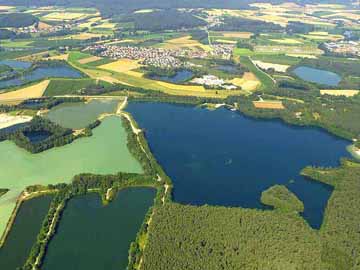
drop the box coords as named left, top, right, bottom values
left=115, top=10, right=206, bottom=31
left=0, top=13, right=38, bottom=28
left=211, top=17, right=284, bottom=33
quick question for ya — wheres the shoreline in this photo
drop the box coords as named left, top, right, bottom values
left=347, top=144, right=360, bottom=160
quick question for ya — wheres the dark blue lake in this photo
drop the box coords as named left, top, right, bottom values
left=149, top=70, right=193, bottom=83
left=293, top=66, right=341, bottom=86
left=0, top=66, right=82, bottom=89
left=127, top=102, right=352, bottom=228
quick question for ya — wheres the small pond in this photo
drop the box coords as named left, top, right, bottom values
left=24, top=130, right=52, bottom=143
left=149, top=70, right=193, bottom=83
left=293, top=66, right=341, bottom=86
left=216, top=64, right=241, bottom=74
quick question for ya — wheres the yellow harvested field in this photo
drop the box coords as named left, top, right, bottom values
left=50, top=32, right=103, bottom=40
left=270, top=38, right=303, bottom=44
left=134, top=9, right=156, bottom=14
left=162, top=36, right=212, bottom=52
left=230, top=72, right=261, bottom=91
left=320, top=90, right=359, bottom=97
left=215, top=39, right=237, bottom=44
left=99, top=59, right=142, bottom=73
left=123, top=71, right=144, bottom=78
left=252, top=60, right=289, bottom=73
left=156, top=81, right=206, bottom=92
left=78, top=56, right=102, bottom=64
left=48, top=53, right=69, bottom=61
left=286, top=54, right=318, bottom=59
left=0, top=5, right=14, bottom=10
left=221, top=32, right=253, bottom=39
left=42, top=12, right=88, bottom=21
left=0, top=80, right=50, bottom=104
left=37, top=21, right=52, bottom=30
left=253, top=100, right=285, bottom=109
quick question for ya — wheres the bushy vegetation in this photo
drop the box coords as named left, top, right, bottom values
left=142, top=203, right=321, bottom=270
left=261, top=184, right=304, bottom=212
left=302, top=160, right=360, bottom=269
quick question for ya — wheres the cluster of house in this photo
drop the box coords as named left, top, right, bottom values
left=324, top=40, right=360, bottom=56
left=191, top=75, right=237, bottom=90
left=15, top=23, right=73, bottom=34
left=84, top=45, right=183, bottom=68
left=211, top=44, right=235, bottom=60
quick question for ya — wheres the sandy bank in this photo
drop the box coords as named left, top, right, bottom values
left=0, top=114, right=32, bottom=130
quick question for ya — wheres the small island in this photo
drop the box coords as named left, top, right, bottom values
left=261, top=184, right=304, bottom=213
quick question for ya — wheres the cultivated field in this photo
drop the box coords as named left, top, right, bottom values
left=253, top=100, right=285, bottom=109
left=0, top=80, right=50, bottom=104
left=230, top=72, right=261, bottom=91
left=99, top=59, right=142, bottom=73
left=252, top=60, right=290, bottom=72
left=161, top=36, right=211, bottom=52
left=320, top=90, right=359, bottom=97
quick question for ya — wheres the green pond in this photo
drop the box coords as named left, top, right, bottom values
left=0, top=116, right=142, bottom=238
left=0, top=195, right=53, bottom=270
left=46, top=99, right=119, bottom=129
left=42, top=188, right=155, bottom=270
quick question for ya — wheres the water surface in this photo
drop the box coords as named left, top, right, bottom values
left=127, top=102, right=351, bottom=228
left=42, top=188, right=155, bottom=270
left=149, top=70, right=193, bottom=83
left=0, top=60, right=32, bottom=69
left=0, top=66, right=82, bottom=89
left=46, top=100, right=118, bottom=129
left=0, top=195, right=52, bottom=270
left=293, top=66, right=341, bottom=86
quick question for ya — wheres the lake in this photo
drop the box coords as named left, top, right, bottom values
left=42, top=188, right=155, bottom=270
left=0, top=65, right=82, bottom=89
left=46, top=99, right=119, bottom=129
left=127, top=102, right=352, bottom=228
left=293, top=66, right=341, bottom=86
left=149, top=70, right=193, bottom=83
left=0, top=116, right=142, bottom=238
left=0, top=60, right=32, bottom=70
left=216, top=64, right=240, bottom=74
left=0, top=195, right=52, bottom=270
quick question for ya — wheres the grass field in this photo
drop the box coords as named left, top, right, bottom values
left=44, top=78, right=110, bottom=96
left=269, top=38, right=303, bottom=45
left=78, top=56, right=103, bottom=64
left=0, top=80, right=50, bottom=104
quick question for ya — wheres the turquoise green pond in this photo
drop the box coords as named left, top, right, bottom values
left=0, top=116, right=142, bottom=238
left=46, top=99, right=119, bottom=129
left=42, top=188, right=155, bottom=270
left=0, top=195, right=53, bottom=270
